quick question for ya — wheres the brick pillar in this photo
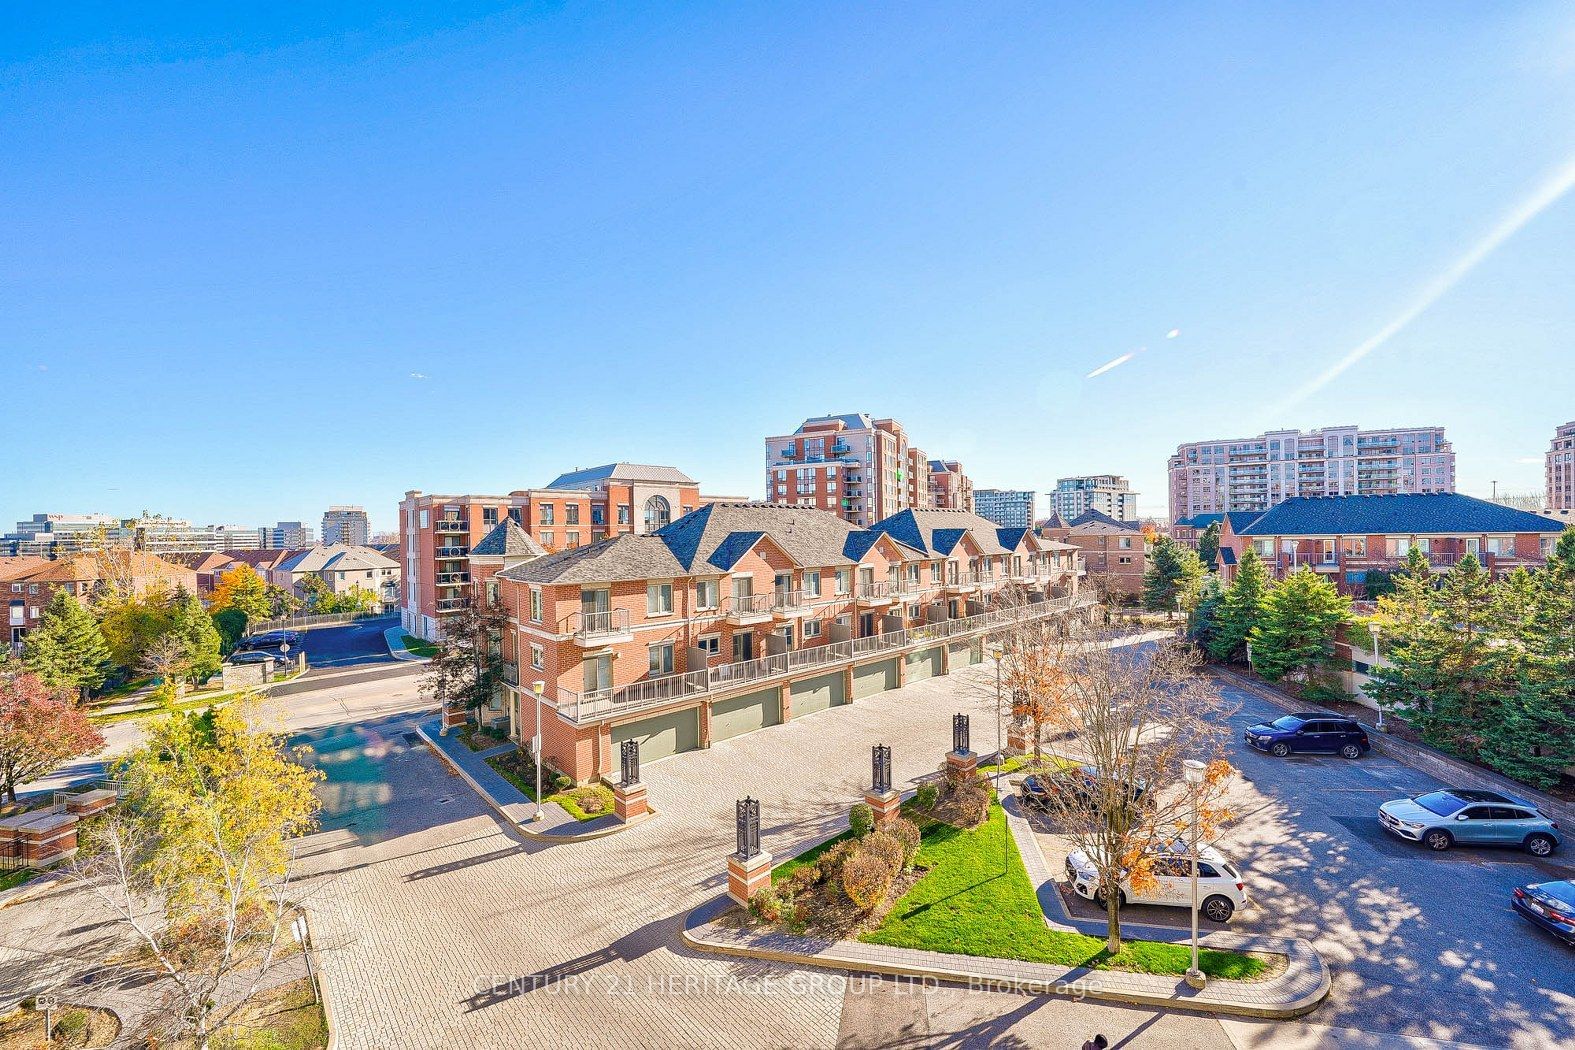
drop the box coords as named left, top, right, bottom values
left=843, top=666, right=854, bottom=703
left=726, top=851, right=773, bottom=907
left=940, top=644, right=951, bottom=675
left=613, top=782, right=649, bottom=823
left=779, top=683, right=792, bottom=722
left=946, top=750, right=979, bottom=778
left=440, top=703, right=468, bottom=733
left=895, top=653, right=906, bottom=688
left=699, top=702, right=713, bottom=749
left=863, top=789, right=901, bottom=825
left=1006, top=723, right=1031, bottom=755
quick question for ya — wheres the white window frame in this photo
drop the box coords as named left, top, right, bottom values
left=647, top=582, right=673, bottom=617
left=530, top=643, right=545, bottom=670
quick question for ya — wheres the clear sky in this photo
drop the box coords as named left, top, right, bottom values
left=5, top=2, right=1574, bottom=530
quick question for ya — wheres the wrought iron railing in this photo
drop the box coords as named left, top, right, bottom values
left=434, top=520, right=469, bottom=533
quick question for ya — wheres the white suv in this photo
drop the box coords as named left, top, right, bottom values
left=1065, top=843, right=1249, bottom=923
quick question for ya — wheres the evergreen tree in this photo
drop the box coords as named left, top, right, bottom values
left=1187, top=574, right=1225, bottom=651
left=1248, top=567, right=1350, bottom=685
left=1476, top=681, right=1575, bottom=788
left=212, top=608, right=248, bottom=656
left=1196, top=522, right=1222, bottom=573
left=1207, top=547, right=1270, bottom=664
left=1142, top=536, right=1205, bottom=612
left=169, top=587, right=223, bottom=683
left=22, top=588, right=113, bottom=699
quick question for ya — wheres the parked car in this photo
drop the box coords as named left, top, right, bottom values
left=1511, top=880, right=1575, bottom=945
left=228, top=651, right=276, bottom=665
left=1064, top=842, right=1248, bottom=922
left=240, top=630, right=300, bottom=650
left=1378, top=789, right=1562, bottom=855
left=1020, top=765, right=1147, bottom=813
left=1244, top=713, right=1370, bottom=759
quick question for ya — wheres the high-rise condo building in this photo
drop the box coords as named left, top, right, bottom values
left=321, top=506, right=371, bottom=547
left=1052, top=476, right=1138, bottom=523
left=973, top=489, right=1036, bottom=529
left=1547, top=421, right=1575, bottom=511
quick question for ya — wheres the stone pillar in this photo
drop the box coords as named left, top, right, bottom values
left=614, top=781, right=649, bottom=823
left=1006, top=722, right=1031, bottom=756
left=726, top=851, right=773, bottom=907
left=64, top=789, right=117, bottom=818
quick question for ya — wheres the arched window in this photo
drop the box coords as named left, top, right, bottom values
left=644, top=495, right=671, bottom=529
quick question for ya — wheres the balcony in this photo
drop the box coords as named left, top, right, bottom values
left=855, top=581, right=894, bottom=605
left=435, top=546, right=470, bottom=559
left=548, top=593, right=1095, bottom=724
left=944, top=573, right=982, bottom=593
left=435, top=520, right=468, bottom=534
left=771, top=589, right=810, bottom=617
left=436, top=597, right=469, bottom=613
left=435, top=571, right=470, bottom=586
left=723, top=593, right=774, bottom=625
left=572, top=608, right=633, bottom=645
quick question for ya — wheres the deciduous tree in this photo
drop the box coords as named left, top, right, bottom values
left=210, top=564, right=271, bottom=623
left=0, top=670, right=105, bottom=801
left=421, top=595, right=509, bottom=728
left=95, top=585, right=175, bottom=671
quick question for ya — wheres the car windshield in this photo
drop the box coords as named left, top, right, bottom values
left=1269, top=716, right=1304, bottom=731
left=1414, top=791, right=1466, bottom=817
left=1538, top=883, right=1575, bottom=909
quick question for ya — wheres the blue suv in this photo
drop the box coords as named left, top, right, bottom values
left=1380, top=789, right=1563, bottom=856
left=1244, top=713, right=1370, bottom=760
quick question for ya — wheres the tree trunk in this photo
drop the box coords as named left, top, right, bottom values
left=1105, top=890, right=1122, bottom=955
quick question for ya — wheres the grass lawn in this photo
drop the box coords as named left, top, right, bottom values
left=402, top=634, right=439, bottom=658
left=0, top=869, right=38, bottom=893
left=860, top=800, right=1266, bottom=980
left=551, top=783, right=616, bottom=821
left=482, top=753, right=618, bottom=820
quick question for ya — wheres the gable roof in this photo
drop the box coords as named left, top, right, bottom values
left=1237, top=493, right=1567, bottom=537
left=1217, top=546, right=1238, bottom=566
left=1035, top=510, right=1072, bottom=531
left=1222, top=511, right=1263, bottom=534
left=276, top=544, right=398, bottom=574
left=1176, top=513, right=1223, bottom=529
left=868, top=509, right=1018, bottom=558
left=471, top=519, right=548, bottom=558
left=0, top=556, right=49, bottom=582
left=13, top=551, right=194, bottom=585
left=660, top=502, right=884, bottom=572
left=544, top=462, right=697, bottom=490
left=495, top=534, right=687, bottom=585
left=796, top=413, right=872, bottom=433
left=1068, top=508, right=1141, bottom=533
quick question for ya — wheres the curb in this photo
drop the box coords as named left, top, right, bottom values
left=382, top=626, right=429, bottom=663
left=413, top=722, right=654, bottom=842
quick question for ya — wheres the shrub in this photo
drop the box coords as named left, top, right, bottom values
left=551, top=773, right=573, bottom=792
left=52, top=1009, right=88, bottom=1040
left=779, top=865, right=820, bottom=901
left=749, top=886, right=784, bottom=923
left=914, top=782, right=939, bottom=810
left=816, top=840, right=858, bottom=884
left=849, top=802, right=874, bottom=838
left=863, top=831, right=905, bottom=877
left=887, top=817, right=921, bottom=867
left=841, top=849, right=895, bottom=911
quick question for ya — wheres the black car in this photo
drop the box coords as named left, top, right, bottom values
left=239, top=630, right=301, bottom=651
left=1019, top=765, right=1147, bottom=812
left=1244, top=713, right=1370, bottom=759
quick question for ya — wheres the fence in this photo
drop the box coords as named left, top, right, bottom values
left=245, top=608, right=395, bottom=635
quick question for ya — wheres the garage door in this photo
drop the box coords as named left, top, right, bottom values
left=949, top=641, right=978, bottom=667
left=790, top=673, right=845, bottom=719
left=611, top=709, right=700, bottom=763
left=852, top=659, right=899, bottom=699
left=710, top=688, right=781, bottom=742
left=906, top=647, right=942, bottom=682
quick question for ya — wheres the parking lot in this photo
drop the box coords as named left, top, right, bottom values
left=1029, top=678, right=1575, bottom=1048
left=240, top=615, right=398, bottom=670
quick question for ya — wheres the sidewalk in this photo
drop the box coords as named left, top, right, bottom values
left=414, top=717, right=636, bottom=840
left=682, top=791, right=1330, bottom=1020
left=382, top=626, right=427, bottom=662
left=1211, top=665, right=1575, bottom=827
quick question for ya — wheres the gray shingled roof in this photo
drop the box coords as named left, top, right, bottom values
left=471, top=519, right=548, bottom=558
left=795, top=413, right=873, bottom=433
left=495, top=534, right=686, bottom=585
left=544, top=462, right=697, bottom=490
left=1238, top=493, right=1566, bottom=537
left=869, top=509, right=1016, bottom=557
left=1067, top=509, right=1141, bottom=533
left=276, top=544, right=398, bottom=574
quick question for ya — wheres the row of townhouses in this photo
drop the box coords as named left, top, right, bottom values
left=451, top=502, right=1085, bottom=784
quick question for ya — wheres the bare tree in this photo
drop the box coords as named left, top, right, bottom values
left=139, top=633, right=192, bottom=703
left=1034, top=635, right=1237, bottom=953
left=985, top=585, right=1077, bottom=764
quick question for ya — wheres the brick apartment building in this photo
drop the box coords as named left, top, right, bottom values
left=1168, top=425, right=1455, bottom=522
left=1214, top=493, right=1565, bottom=597
left=4, top=551, right=197, bottom=652
left=1038, top=509, right=1146, bottom=599
left=399, top=463, right=707, bottom=640
left=484, top=503, right=1084, bottom=783
left=763, top=414, right=975, bottom=526
left=1548, top=420, right=1575, bottom=511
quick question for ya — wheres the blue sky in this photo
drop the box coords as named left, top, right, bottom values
left=4, top=2, right=1574, bottom=530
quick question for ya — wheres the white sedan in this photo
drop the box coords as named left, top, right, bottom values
left=1064, top=843, right=1249, bottom=923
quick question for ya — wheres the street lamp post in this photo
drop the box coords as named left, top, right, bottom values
left=1183, top=758, right=1207, bottom=990
left=993, top=642, right=1006, bottom=871
left=531, top=680, right=546, bottom=821
left=1368, top=622, right=1385, bottom=732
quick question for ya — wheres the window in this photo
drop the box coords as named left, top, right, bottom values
left=529, top=589, right=542, bottom=623
left=541, top=531, right=554, bottom=547
left=695, top=579, right=719, bottom=610
left=419, top=510, right=428, bottom=528
left=618, top=505, right=632, bottom=525
left=530, top=644, right=545, bottom=670
left=591, top=506, right=606, bottom=525
left=565, top=504, right=580, bottom=525
left=930, top=562, right=942, bottom=582
left=804, top=571, right=821, bottom=598
left=483, top=507, right=499, bottom=527
left=644, top=495, right=671, bottom=529
left=539, top=505, right=555, bottom=525
left=696, top=634, right=721, bottom=657
left=566, top=531, right=580, bottom=547
left=1119, top=536, right=1133, bottom=550
left=804, top=619, right=822, bottom=638
left=835, top=568, right=851, bottom=595
left=681, top=505, right=693, bottom=515
left=648, top=642, right=674, bottom=676
left=486, top=582, right=499, bottom=604
left=647, top=582, right=673, bottom=616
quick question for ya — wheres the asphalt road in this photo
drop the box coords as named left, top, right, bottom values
left=1033, top=678, right=1575, bottom=1049
left=287, top=615, right=400, bottom=669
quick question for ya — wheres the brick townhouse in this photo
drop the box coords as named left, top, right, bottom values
left=1215, top=493, right=1566, bottom=597
left=399, top=463, right=708, bottom=640
left=484, top=503, right=1085, bottom=783
left=1038, top=509, right=1146, bottom=598
left=4, top=551, right=197, bottom=652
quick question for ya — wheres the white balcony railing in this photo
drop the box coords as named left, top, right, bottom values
left=572, top=608, right=632, bottom=641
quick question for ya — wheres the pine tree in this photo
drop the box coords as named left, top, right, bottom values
left=170, top=587, right=223, bottom=683
left=1142, top=536, right=1204, bottom=613
left=1187, top=574, right=1225, bottom=650
left=1248, top=567, right=1350, bottom=685
left=1207, top=547, right=1269, bottom=663
left=1196, top=522, right=1222, bottom=573
left=22, top=588, right=113, bottom=699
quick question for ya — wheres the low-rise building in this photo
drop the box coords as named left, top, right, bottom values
left=271, top=545, right=401, bottom=607
left=1217, top=493, right=1566, bottom=596
left=4, top=552, right=197, bottom=652
left=488, top=503, right=1084, bottom=783
left=1039, top=509, right=1145, bottom=598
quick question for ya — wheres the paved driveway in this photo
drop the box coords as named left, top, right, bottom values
left=292, top=616, right=399, bottom=669
left=1032, top=678, right=1575, bottom=1049
left=293, top=661, right=1244, bottom=1050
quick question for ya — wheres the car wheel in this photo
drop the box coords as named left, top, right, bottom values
left=1270, top=742, right=1290, bottom=758
left=1092, top=888, right=1124, bottom=910
left=1340, top=744, right=1362, bottom=760
left=1202, top=894, right=1235, bottom=923
left=1423, top=829, right=1453, bottom=852
left=1525, top=833, right=1557, bottom=857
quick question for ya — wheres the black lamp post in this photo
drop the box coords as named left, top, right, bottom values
left=620, top=739, right=640, bottom=786
left=872, top=744, right=891, bottom=794
left=952, top=713, right=970, bottom=755
left=736, top=797, right=760, bottom=860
